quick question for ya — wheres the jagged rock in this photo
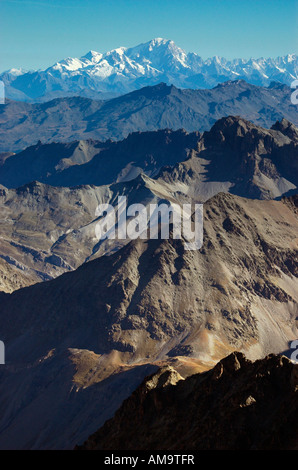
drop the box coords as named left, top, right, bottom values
left=0, top=117, right=297, bottom=293
left=77, top=352, right=298, bottom=450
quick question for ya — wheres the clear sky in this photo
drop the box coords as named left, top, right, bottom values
left=0, top=0, right=297, bottom=72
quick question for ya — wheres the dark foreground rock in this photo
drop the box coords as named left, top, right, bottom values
left=77, top=352, right=298, bottom=450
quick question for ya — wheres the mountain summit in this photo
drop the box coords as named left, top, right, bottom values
left=1, top=38, right=297, bottom=101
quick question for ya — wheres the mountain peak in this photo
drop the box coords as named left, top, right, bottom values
left=2, top=39, right=297, bottom=101
left=271, top=118, right=298, bottom=141
left=146, top=37, right=179, bottom=50
left=82, top=50, right=102, bottom=62
left=207, top=115, right=256, bottom=135
left=149, top=37, right=171, bottom=45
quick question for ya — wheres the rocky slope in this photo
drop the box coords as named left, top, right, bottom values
left=0, top=256, right=39, bottom=293
left=0, top=174, right=187, bottom=290
left=2, top=191, right=296, bottom=364
left=0, top=128, right=200, bottom=188
left=1, top=38, right=297, bottom=101
left=0, top=192, right=297, bottom=448
left=0, top=80, right=297, bottom=153
left=77, top=352, right=298, bottom=450
left=0, top=117, right=297, bottom=292
left=1, top=116, right=297, bottom=194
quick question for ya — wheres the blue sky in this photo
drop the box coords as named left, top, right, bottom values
left=0, top=0, right=297, bottom=72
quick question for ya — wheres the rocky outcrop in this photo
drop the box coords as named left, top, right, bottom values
left=1, top=116, right=297, bottom=200
left=158, top=116, right=298, bottom=200
left=0, top=129, right=199, bottom=188
left=77, top=352, right=298, bottom=450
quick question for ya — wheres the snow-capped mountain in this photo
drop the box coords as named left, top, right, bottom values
left=1, top=38, right=297, bottom=101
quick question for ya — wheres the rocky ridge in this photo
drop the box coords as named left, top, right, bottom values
left=77, top=352, right=298, bottom=450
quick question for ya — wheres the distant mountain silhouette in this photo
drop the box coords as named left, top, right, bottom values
left=0, top=81, right=297, bottom=153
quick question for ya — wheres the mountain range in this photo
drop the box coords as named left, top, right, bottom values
left=0, top=40, right=297, bottom=450
left=0, top=190, right=297, bottom=448
left=0, top=116, right=298, bottom=201
left=1, top=80, right=297, bottom=153
left=1, top=116, right=297, bottom=197
left=0, top=116, right=297, bottom=293
left=1, top=38, right=297, bottom=102
left=0, top=128, right=200, bottom=188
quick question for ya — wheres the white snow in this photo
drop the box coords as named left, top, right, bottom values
left=2, top=39, right=296, bottom=95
